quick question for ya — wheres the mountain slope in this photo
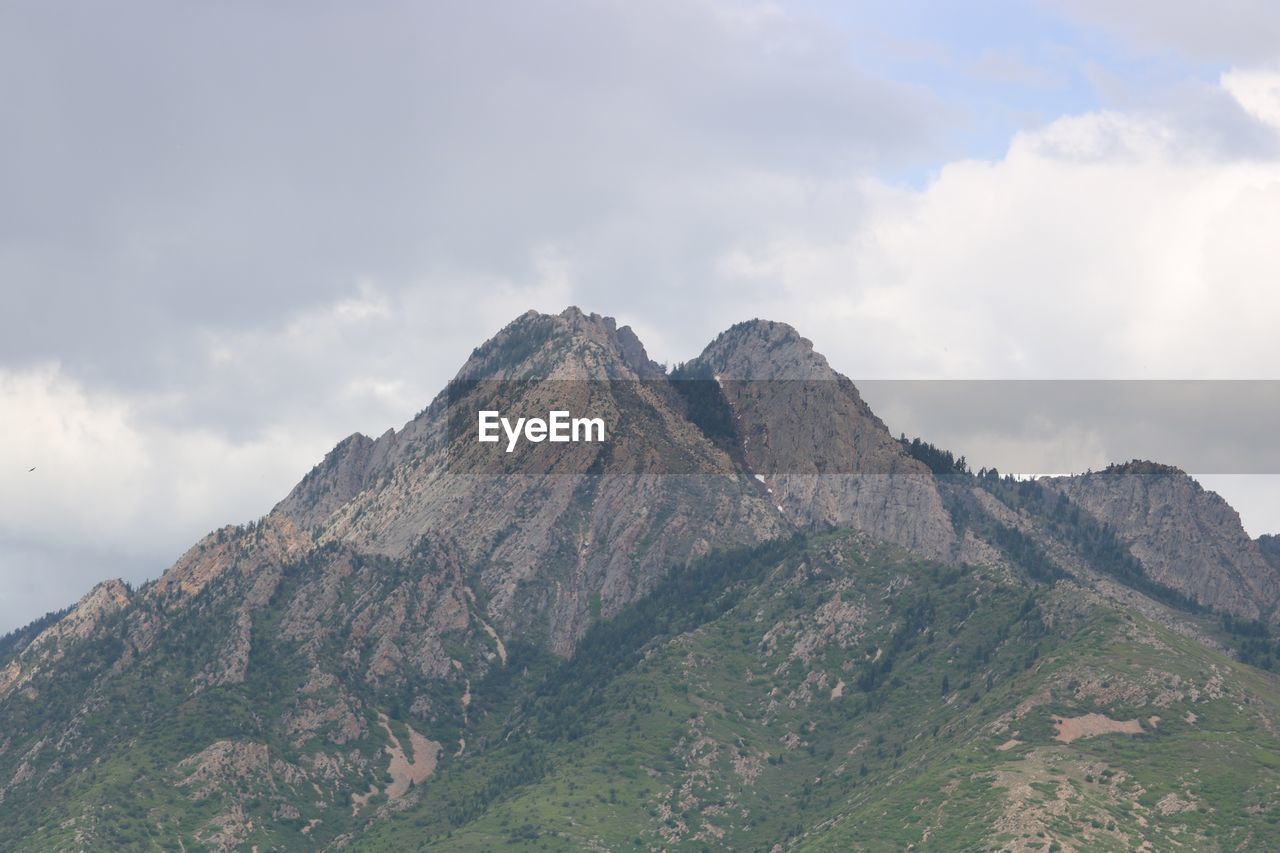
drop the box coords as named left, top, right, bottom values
left=0, top=308, right=1277, bottom=850
left=361, top=530, right=1280, bottom=851
left=0, top=308, right=797, bottom=848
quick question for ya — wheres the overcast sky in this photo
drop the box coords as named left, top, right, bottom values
left=3, top=1, right=1280, bottom=633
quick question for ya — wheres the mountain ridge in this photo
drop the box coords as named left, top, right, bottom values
left=1, top=307, right=1277, bottom=850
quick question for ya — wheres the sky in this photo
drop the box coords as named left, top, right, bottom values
left=3, top=0, right=1280, bottom=633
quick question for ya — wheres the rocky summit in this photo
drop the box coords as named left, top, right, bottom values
left=1, top=308, right=1278, bottom=851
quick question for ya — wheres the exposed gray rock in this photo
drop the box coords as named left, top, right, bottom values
left=1049, top=462, right=1280, bottom=623
left=687, top=319, right=956, bottom=560
left=278, top=308, right=790, bottom=654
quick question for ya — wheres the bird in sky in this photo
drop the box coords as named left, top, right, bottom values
left=28, top=466, right=36, bottom=472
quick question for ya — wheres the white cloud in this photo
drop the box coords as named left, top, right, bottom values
left=0, top=234, right=590, bottom=634
left=693, top=67, right=1280, bottom=531
left=1221, top=67, right=1280, bottom=129
left=0, top=365, right=329, bottom=631
left=713, top=67, right=1280, bottom=384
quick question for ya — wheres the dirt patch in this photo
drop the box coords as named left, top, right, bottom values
left=1052, top=713, right=1143, bottom=743
left=353, top=714, right=443, bottom=812
left=377, top=713, right=442, bottom=800
left=732, top=746, right=766, bottom=784
left=351, top=784, right=377, bottom=814
left=997, top=738, right=1021, bottom=751
left=478, top=620, right=508, bottom=664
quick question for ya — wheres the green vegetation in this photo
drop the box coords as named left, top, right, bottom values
left=358, top=532, right=1280, bottom=850
left=2, top=526, right=1277, bottom=850
left=902, top=436, right=1207, bottom=613
left=1220, top=613, right=1280, bottom=671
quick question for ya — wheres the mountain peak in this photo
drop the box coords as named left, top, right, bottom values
left=1096, top=459, right=1195, bottom=482
left=679, top=317, right=956, bottom=559
left=453, top=307, right=663, bottom=383
left=694, top=318, right=834, bottom=379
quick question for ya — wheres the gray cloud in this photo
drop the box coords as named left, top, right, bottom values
left=2, top=1, right=1279, bottom=634
left=859, top=381, right=1280, bottom=476
left=0, top=0, right=952, bottom=633
left=1050, top=0, right=1280, bottom=64
left=1, top=0, right=941, bottom=399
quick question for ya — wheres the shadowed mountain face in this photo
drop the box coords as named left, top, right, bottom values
left=1, top=308, right=1277, bottom=850
left=686, top=319, right=957, bottom=559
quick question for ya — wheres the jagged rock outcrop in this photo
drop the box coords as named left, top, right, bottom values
left=685, top=319, right=956, bottom=560
left=0, top=579, right=131, bottom=700
left=274, top=430, right=399, bottom=533
left=1049, top=462, right=1280, bottom=623
left=69, top=310, right=960, bottom=670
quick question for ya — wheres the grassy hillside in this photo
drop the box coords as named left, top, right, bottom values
left=2, top=530, right=1276, bottom=850
left=359, top=531, right=1280, bottom=851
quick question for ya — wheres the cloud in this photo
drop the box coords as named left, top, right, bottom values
left=1222, top=67, right=1280, bottom=129
left=187, top=252, right=579, bottom=437
left=688, top=66, right=1280, bottom=531
left=711, top=67, right=1280, bottom=385
left=3, top=3, right=1280, bottom=630
left=1050, top=0, right=1280, bottom=64
left=0, top=0, right=942, bottom=397
left=0, top=365, right=328, bottom=631
left=857, top=380, right=1280, bottom=478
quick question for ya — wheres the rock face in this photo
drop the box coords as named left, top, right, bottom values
left=685, top=319, right=956, bottom=560
left=268, top=311, right=956, bottom=653
left=1049, top=462, right=1280, bottom=623
left=273, top=430, right=399, bottom=533
left=273, top=307, right=789, bottom=654
left=5, top=314, right=1274, bottom=711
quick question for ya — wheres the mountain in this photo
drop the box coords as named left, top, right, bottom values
left=271, top=307, right=790, bottom=654
left=1, top=308, right=1277, bottom=851
left=1048, top=461, right=1280, bottom=623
